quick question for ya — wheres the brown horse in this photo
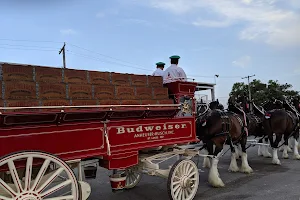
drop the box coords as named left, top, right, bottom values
left=262, top=98, right=300, bottom=165
left=234, top=95, right=272, bottom=158
left=292, top=97, right=300, bottom=149
left=227, top=99, right=268, bottom=158
left=196, top=101, right=253, bottom=188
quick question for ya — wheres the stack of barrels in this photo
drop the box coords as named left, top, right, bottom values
left=0, top=63, right=174, bottom=112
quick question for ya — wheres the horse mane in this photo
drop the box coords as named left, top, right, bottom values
left=227, top=101, right=245, bottom=116
left=252, top=101, right=265, bottom=116
left=282, top=97, right=300, bottom=118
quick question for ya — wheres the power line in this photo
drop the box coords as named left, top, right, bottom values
left=67, top=51, right=154, bottom=72
left=0, top=39, right=246, bottom=79
left=68, top=44, right=244, bottom=79
left=67, top=50, right=241, bottom=79
left=68, top=43, right=155, bottom=70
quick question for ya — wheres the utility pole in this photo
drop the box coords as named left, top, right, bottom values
left=59, top=42, right=66, bottom=68
left=242, top=74, right=255, bottom=113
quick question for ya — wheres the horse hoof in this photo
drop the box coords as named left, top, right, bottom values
left=293, top=154, right=300, bottom=160
left=258, top=152, right=263, bottom=157
left=228, top=167, right=239, bottom=173
left=282, top=153, right=289, bottom=159
left=263, top=153, right=272, bottom=158
left=272, top=159, right=281, bottom=165
left=283, top=155, right=289, bottom=159
left=211, top=181, right=225, bottom=188
left=240, top=167, right=253, bottom=174
left=208, top=176, right=225, bottom=188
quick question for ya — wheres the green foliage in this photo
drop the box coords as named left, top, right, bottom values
left=229, top=79, right=300, bottom=105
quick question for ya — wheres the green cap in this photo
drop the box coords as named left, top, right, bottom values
left=169, top=55, right=180, bottom=59
left=156, top=62, right=165, bottom=66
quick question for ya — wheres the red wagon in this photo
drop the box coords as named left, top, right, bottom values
left=0, top=63, right=202, bottom=200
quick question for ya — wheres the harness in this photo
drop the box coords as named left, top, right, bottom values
left=215, top=110, right=231, bottom=137
left=214, top=110, right=248, bottom=152
left=265, top=105, right=300, bottom=148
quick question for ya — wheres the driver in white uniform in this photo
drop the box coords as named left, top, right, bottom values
left=163, top=55, right=187, bottom=84
left=152, top=62, right=165, bottom=77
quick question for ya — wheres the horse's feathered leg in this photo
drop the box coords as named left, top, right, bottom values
left=258, top=138, right=263, bottom=156
left=208, top=145, right=225, bottom=188
left=228, top=142, right=239, bottom=172
left=288, top=137, right=293, bottom=152
left=279, top=138, right=284, bottom=152
left=282, top=135, right=289, bottom=159
left=293, top=130, right=300, bottom=160
left=202, top=149, right=211, bottom=168
left=203, top=141, right=213, bottom=168
left=270, top=133, right=282, bottom=165
left=280, top=137, right=293, bottom=152
left=234, top=145, right=242, bottom=159
left=262, top=137, right=272, bottom=158
left=239, top=135, right=253, bottom=173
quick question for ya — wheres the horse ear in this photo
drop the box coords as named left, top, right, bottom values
left=216, top=99, right=219, bottom=103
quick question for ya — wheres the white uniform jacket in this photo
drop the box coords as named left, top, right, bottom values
left=152, top=68, right=164, bottom=77
left=163, top=64, right=187, bottom=84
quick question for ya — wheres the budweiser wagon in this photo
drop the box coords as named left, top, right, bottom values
left=0, top=62, right=206, bottom=200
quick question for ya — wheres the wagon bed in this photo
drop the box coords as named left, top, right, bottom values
left=0, top=104, right=196, bottom=170
left=0, top=62, right=202, bottom=200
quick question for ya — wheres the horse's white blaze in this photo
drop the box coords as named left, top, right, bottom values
left=282, top=145, right=289, bottom=159
left=228, top=153, right=239, bottom=172
left=293, top=139, right=300, bottom=160
left=202, top=149, right=211, bottom=168
left=272, top=148, right=281, bottom=165
left=208, top=158, right=224, bottom=188
left=240, top=153, right=253, bottom=173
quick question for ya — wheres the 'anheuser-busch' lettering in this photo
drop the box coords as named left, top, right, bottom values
left=116, top=123, right=187, bottom=134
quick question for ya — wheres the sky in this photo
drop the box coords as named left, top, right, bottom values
left=0, top=0, right=299, bottom=106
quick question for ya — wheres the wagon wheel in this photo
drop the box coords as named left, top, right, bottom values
left=0, top=151, right=80, bottom=200
left=124, top=165, right=142, bottom=189
left=167, top=159, right=199, bottom=200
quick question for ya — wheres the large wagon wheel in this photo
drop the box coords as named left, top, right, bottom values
left=167, top=159, right=199, bottom=200
left=0, top=151, right=80, bottom=200
left=124, top=165, right=142, bottom=189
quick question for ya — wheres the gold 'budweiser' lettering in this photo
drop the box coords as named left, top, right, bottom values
left=116, top=123, right=187, bottom=134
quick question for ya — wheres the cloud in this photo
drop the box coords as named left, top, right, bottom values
left=232, top=55, right=251, bottom=68
left=60, top=29, right=76, bottom=35
left=142, top=0, right=300, bottom=47
left=192, top=19, right=231, bottom=28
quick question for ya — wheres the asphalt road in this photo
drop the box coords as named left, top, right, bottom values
left=84, top=144, right=300, bottom=200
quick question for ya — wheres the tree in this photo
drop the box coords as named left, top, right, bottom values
left=229, top=79, right=300, bottom=105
